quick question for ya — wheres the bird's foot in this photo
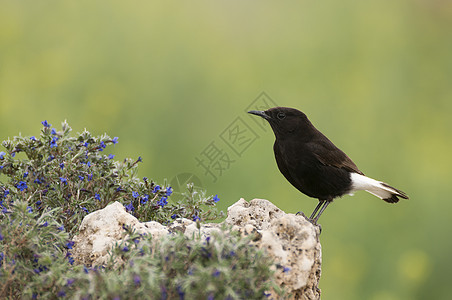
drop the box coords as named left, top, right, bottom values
left=307, top=218, right=322, bottom=233
left=316, top=223, right=322, bottom=234
left=297, top=212, right=322, bottom=233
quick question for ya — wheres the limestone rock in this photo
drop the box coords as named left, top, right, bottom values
left=72, top=199, right=321, bottom=299
left=225, top=198, right=285, bottom=230
left=72, top=201, right=170, bottom=265
left=226, top=199, right=321, bottom=299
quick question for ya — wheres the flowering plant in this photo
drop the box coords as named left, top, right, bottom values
left=0, top=121, right=222, bottom=234
left=0, top=121, right=281, bottom=299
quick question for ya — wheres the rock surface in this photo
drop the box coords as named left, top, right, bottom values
left=72, top=198, right=322, bottom=299
left=225, top=199, right=322, bottom=300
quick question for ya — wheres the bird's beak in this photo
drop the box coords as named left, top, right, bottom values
left=248, top=110, right=270, bottom=120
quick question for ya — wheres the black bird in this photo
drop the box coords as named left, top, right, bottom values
left=248, top=107, right=408, bottom=224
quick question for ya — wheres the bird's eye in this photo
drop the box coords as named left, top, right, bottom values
left=277, top=112, right=286, bottom=120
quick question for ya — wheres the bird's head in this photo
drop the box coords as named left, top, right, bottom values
left=248, top=107, right=314, bottom=138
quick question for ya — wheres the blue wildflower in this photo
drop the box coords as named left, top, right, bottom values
left=95, top=193, right=101, bottom=201
left=177, top=285, right=185, bottom=300
left=59, top=163, right=64, bottom=170
left=134, top=274, right=141, bottom=286
left=0, top=233, right=3, bottom=241
left=193, top=215, right=200, bottom=222
left=283, top=266, right=291, bottom=273
left=16, top=181, right=28, bottom=191
left=153, top=185, right=161, bottom=193
left=66, top=240, right=75, bottom=249
left=213, top=194, right=220, bottom=203
left=84, top=142, right=89, bottom=147
left=51, top=128, right=57, bottom=135
left=166, top=187, right=173, bottom=196
left=132, top=191, right=139, bottom=198
left=41, top=120, right=51, bottom=128
left=40, top=221, right=48, bottom=227
left=34, top=178, right=42, bottom=184
left=143, top=177, right=147, bottom=181
left=112, top=137, right=119, bottom=144
left=122, top=246, right=129, bottom=252
left=50, top=136, right=58, bottom=148
left=212, top=269, right=221, bottom=277
left=137, top=156, right=142, bottom=162
left=171, top=214, right=178, bottom=219
left=140, top=194, right=149, bottom=204
left=125, top=202, right=134, bottom=212
left=0, top=152, right=6, bottom=160
left=30, top=136, right=37, bottom=141
left=98, top=141, right=106, bottom=151
left=158, top=196, right=168, bottom=207
left=47, top=154, right=55, bottom=161
left=58, top=226, right=64, bottom=231
left=87, top=173, right=93, bottom=181
left=60, top=177, right=67, bottom=185
left=27, top=206, right=33, bottom=213
left=78, top=175, right=84, bottom=181
left=161, top=286, right=168, bottom=300
left=23, top=172, right=28, bottom=178
left=66, top=279, right=75, bottom=286
left=81, top=207, right=89, bottom=213
left=108, top=154, right=115, bottom=159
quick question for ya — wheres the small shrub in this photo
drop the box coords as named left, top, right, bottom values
left=0, top=120, right=222, bottom=234
left=25, top=228, right=283, bottom=299
left=0, top=121, right=281, bottom=299
left=0, top=200, right=72, bottom=298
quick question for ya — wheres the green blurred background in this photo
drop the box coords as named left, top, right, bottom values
left=1, top=0, right=451, bottom=299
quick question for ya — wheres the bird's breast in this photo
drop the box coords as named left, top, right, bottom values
left=273, top=140, right=353, bottom=199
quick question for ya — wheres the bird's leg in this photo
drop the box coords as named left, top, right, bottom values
left=311, top=200, right=331, bottom=224
left=309, top=200, right=325, bottom=220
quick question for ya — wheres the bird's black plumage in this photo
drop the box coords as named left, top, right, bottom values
left=248, top=107, right=408, bottom=224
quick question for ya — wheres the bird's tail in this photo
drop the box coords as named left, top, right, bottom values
left=350, top=173, right=409, bottom=203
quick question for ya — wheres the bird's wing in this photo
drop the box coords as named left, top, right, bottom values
left=307, top=138, right=364, bottom=175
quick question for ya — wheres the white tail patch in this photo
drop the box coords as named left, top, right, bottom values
left=349, top=173, right=406, bottom=201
